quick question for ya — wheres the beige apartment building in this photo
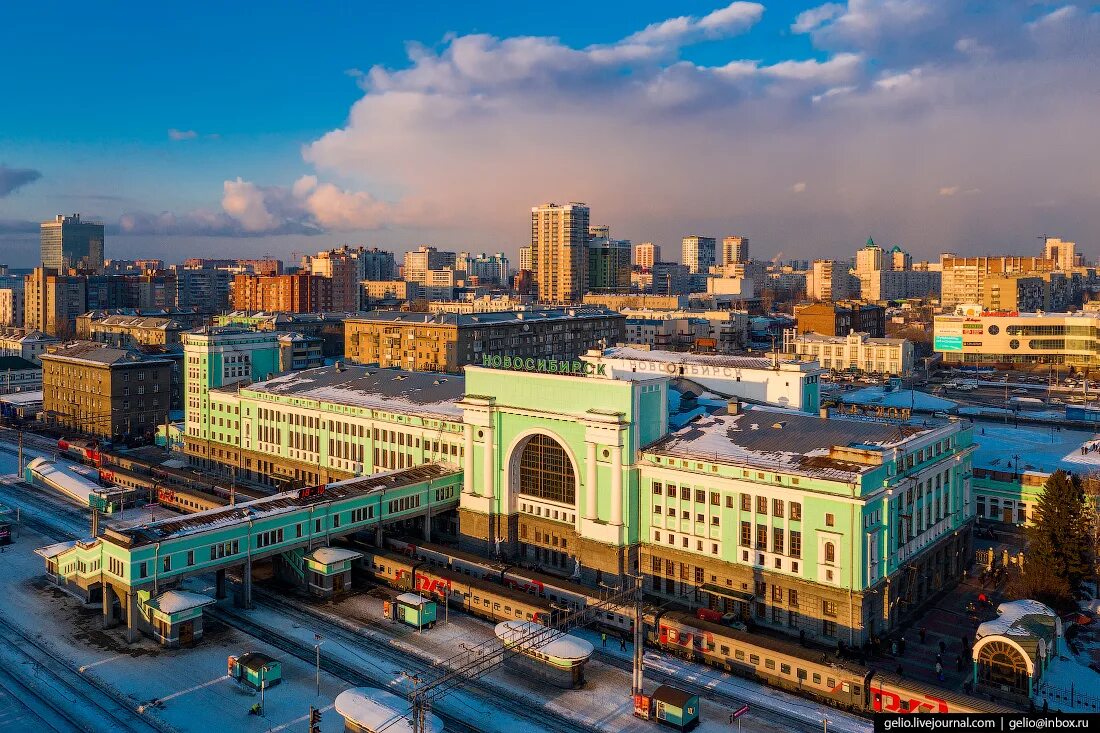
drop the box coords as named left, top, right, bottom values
left=24, top=267, right=88, bottom=337
left=634, top=242, right=661, bottom=270
left=345, top=308, right=624, bottom=373
left=939, top=255, right=1056, bottom=310
left=792, top=331, right=914, bottom=375
left=531, top=203, right=590, bottom=303
left=720, top=236, right=749, bottom=266
left=76, top=313, right=191, bottom=347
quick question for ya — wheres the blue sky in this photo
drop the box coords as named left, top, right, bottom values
left=1, top=2, right=1098, bottom=266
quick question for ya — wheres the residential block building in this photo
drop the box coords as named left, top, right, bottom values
left=681, top=236, right=716, bottom=275
left=231, top=273, right=334, bottom=313
left=76, top=312, right=192, bottom=347
left=634, top=243, right=661, bottom=270
left=587, top=236, right=631, bottom=292
left=41, top=342, right=173, bottom=439
left=24, top=267, right=87, bottom=337
left=344, top=308, right=625, bottom=373
left=403, top=246, right=457, bottom=284
left=0, top=328, right=61, bottom=364
left=0, top=356, right=42, bottom=395
left=720, top=236, right=749, bottom=266
left=939, top=255, right=1056, bottom=311
left=795, top=302, right=886, bottom=338
left=531, top=203, right=590, bottom=303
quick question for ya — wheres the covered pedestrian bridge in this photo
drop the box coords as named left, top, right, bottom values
left=38, top=463, right=462, bottom=642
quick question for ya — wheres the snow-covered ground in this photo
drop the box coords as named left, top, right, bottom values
left=1034, top=636, right=1100, bottom=713
left=969, top=422, right=1100, bottom=475
left=272, top=586, right=871, bottom=733
left=0, top=518, right=352, bottom=732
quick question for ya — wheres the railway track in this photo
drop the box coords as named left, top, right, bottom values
left=208, top=604, right=485, bottom=733
left=216, top=590, right=598, bottom=733
left=0, top=606, right=170, bottom=733
left=594, top=647, right=853, bottom=733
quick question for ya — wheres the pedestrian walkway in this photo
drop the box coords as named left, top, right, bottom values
left=866, top=572, right=1010, bottom=692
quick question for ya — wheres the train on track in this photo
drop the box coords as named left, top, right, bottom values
left=367, top=538, right=1015, bottom=716
left=57, top=438, right=261, bottom=513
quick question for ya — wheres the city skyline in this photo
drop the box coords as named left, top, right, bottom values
left=1, top=1, right=1098, bottom=267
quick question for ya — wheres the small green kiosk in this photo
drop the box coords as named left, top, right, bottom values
left=229, top=652, right=282, bottom=690
left=649, top=686, right=700, bottom=731
left=394, top=593, right=437, bottom=630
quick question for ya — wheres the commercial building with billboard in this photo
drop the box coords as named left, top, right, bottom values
left=934, top=310, right=1100, bottom=368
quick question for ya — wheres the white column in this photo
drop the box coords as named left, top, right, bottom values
left=463, top=424, right=474, bottom=495
left=585, top=441, right=598, bottom=521
left=482, top=427, right=495, bottom=501
left=610, top=443, right=623, bottom=526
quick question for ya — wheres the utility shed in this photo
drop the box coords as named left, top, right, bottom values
left=394, top=593, right=437, bottom=629
left=304, top=546, right=363, bottom=599
left=651, top=685, right=700, bottom=731
left=229, top=652, right=282, bottom=690
left=141, top=589, right=215, bottom=647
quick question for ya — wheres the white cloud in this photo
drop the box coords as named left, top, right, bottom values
left=626, top=2, right=764, bottom=46
left=791, top=3, right=844, bottom=34
left=167, top=129, right=198, bottom=141
left=812, top=85, right=855, bottom=103
left=145, top=1, right=1100, bottom=256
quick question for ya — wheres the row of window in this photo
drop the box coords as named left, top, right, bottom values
left=653, top=483, right=805, bottom=520
left=739, top=522, right=804, bottom=557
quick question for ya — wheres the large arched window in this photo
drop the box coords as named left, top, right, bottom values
left=977, top=640, right=1030, bottom=695
left=824, top=542, right=836, bottom=564
left=518, top=434, right=576, bottom=505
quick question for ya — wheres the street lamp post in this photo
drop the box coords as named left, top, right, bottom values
left=314, top=635, right=324, bottom=697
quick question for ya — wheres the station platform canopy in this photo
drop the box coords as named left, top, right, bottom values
left=335, top=687, right=444, bottom=733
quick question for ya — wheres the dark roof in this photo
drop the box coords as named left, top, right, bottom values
left=237, top=652, right=277, bottom=670
left=0, top=356, right=38, bottom=371
left=238, top=365, right=465, bottom=417
left=348, top=307, right=622, bottom=328
left=102, top=464, right=458, bottom=547
left=651, top=685, right=697, bottom=708
left=41, top=341, right=174, bottom=367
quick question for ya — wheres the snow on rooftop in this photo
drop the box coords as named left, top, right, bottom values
left=248, top=365, right=464, bottom=419
left=977, top=599, right=1059, bottom=640
left=148, top=590, right=216, bottom=615
left=971, top=422, right=1100, bottom=475
left=647, top=404, right=933, bottom=480
left=395, top=592, right=432, bottom=606
left=597, top=346, right=790, bottom=370
left=495, top=621, right=594, bottom=661
left=334, top=688, right=444, bottom=733
left=34, top=540, right=79, bottom=559
left=309, top=546, right=363, bottom=565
